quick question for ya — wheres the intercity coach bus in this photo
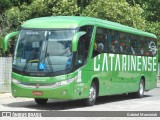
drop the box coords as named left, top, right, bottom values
left=4, top=16, right=158, bottom=106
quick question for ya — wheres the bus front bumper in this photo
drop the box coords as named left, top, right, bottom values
left=11, top=82, right=75, bottom=99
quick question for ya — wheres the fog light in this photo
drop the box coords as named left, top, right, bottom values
left=62, top=90, right=67, bottom=95
left=12, top=79, right=20, bottom=84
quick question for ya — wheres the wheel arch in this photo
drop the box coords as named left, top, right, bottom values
left=91, top=77, right=99, bottom=96
left=141, top=76, right=145, bottom=89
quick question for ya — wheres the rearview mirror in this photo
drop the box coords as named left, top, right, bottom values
left=72, top=31, right=86, bottom=52
left=3, top=31, right=19, bottom=52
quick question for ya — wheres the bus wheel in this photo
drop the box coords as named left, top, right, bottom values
left=84, top=82, right=97, bottom=106
left=135, top=79, right=144, bottom=98
left=35, top=98, right=48, bottom=105
left=128, top=79, right=144, bottom=98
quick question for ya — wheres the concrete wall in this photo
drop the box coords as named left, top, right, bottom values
left=0, top=57, right=12, bottom=93
left=158, top=63, right=160, bottom=80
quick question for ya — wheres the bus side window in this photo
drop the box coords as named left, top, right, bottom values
left=76, top=25, right=93, bottom=65
left=124, top=34, right=137, bottom=55
left=130, top=35, right=137, bottom=55
left=113, top=31, right=120, bottom=54
left=76, top=36, right=85, bottom=64
left=140, top=37, right=145, bottom=56
left=108, top=30, right=120, bottom=54
left=143, top=37, right=150, bottom=56
left=108, top=30, right=114, bottom=53
left=119, top=32, right=126, bottom=54
left=92, top=27, right=105, bottom=57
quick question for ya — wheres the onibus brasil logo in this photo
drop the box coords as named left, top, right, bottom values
left=149, top=41, right=157, bottom=56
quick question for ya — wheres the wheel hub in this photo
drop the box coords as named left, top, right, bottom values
left=139, top=82, right=144, bottom=95
left=89, top=86, right=96, bottom=102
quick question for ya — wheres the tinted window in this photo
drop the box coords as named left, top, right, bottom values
left=92, top=27, right=157, bottom=57
left=76, top=25, right=93, bottom=65
left=93, top=27, right=106, bottom=57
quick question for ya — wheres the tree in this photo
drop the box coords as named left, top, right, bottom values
left=142, top=0, right=160, bottom=22
left=77, top=0, right=93, bottom=13
left=10, top=0, right=33, bottom=7
left=0, top=0, right=11, bottom=14
left=0, top=0, right=80, bottom=38
left=81, top=0, right=145, bottom=30
left=2, top=0, right=80, bottom=31
left=51, top=0, right=79, bottom=16
left=126, top=0, right=160, bottom=22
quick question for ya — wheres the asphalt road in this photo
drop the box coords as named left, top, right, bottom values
left=0, top=82, right=160, bottom=112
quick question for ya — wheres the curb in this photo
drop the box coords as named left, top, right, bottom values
left=0, top=93, right=12, bottom=99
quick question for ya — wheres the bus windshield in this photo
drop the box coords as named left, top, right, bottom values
left=13, top=29, right=75, bottom=72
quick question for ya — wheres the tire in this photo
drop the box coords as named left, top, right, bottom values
left=128, top=79, right=144, bottom=98
left=135, top=79, right=144, bottom=98
left=84, top=82, right=97, bottom=106
left=35, top=98, right=48, bottom=105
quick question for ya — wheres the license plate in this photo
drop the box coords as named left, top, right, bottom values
left=32, top=91, right=43, bottom=96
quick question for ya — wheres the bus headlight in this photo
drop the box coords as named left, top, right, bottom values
left=11, top=76, right=77, bottom=88
left=54, top=77, right=76, bottom=87
left=12, top=78, right=20, bottom=84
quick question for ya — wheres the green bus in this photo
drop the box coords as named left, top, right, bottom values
left=4, top=16, right=158, bottom=106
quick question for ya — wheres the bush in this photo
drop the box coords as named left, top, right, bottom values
left=0, top=35, right=4, bottom=56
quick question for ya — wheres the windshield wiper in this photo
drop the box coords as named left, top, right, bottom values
left=23, top=50, right=38, bottom=72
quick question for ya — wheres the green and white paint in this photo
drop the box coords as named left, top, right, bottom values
left=94, top=54, right=157, bottom=72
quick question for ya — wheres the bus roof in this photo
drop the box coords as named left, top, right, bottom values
left=21, top=16, right=157, bottom=39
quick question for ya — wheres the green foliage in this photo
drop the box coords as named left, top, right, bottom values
left=127, top=0, right=160, bottom=22
left=2, top=0, right=80, bottom=31
left=77, top=0, right=93, bottom=12
left=0, top=35, right=3, bottom=48
left=5, top=7, right=21, bottom=29
left=19, top=0, right=49, bottom=22
left=0, top=35, right=4, bottom=56
left=145, top=22, right=160, bottom=40
left=0, top=0, right=12, bottom=14
left=81, top=0, right=145, bottom=30
left=10, top=0, right=33, bottom=7
left=143, top=0, right=160, bottom=22
left=51, top=0, right=79, bottom=16
left=0, top=0, right=160, bottom=57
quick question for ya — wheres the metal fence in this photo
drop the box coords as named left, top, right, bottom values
left=0, top=57, right=12, bottom=93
